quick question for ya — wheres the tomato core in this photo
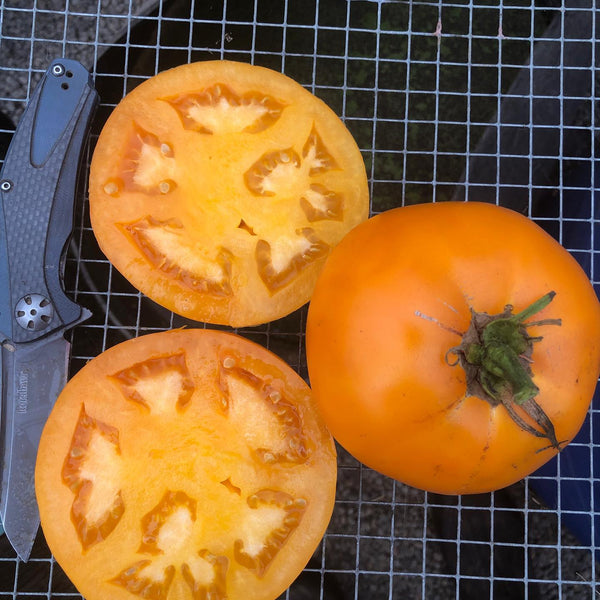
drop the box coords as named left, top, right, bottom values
left=448, top=291, right=563, bottom=450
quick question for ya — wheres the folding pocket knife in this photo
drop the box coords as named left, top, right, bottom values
left=0, top=59, right=98, bottom=560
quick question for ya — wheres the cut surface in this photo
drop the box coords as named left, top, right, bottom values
left=36, top=329, right=337, bottom=600
left=89, top=60, right=369, bottom=326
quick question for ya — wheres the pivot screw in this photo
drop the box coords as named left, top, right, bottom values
left=15, top=294, right=54, bottom=331
left=52, top=63, right=65, bottom=77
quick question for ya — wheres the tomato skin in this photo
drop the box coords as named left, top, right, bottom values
left=35, top=329, right=336, bottom=600
left=306, top=201, right=600, bottom=494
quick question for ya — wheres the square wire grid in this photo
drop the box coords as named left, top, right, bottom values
left=0, top=1, right=599, bottom=599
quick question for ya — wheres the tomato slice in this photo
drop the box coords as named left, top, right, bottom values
left=35, top=329, right=337, bottom=600
left=89, top=60, right=369, bottom=327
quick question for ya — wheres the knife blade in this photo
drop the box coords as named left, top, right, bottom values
left=0, top=58, right=98, bottom=561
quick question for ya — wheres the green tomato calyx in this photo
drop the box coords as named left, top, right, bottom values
left=447, top=291, right=564, bottom=451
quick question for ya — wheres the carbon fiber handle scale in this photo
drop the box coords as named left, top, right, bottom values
left=0, top=59, right=98, bottom=344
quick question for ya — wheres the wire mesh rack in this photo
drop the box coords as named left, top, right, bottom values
left=0, top=0, right=599, bottom=598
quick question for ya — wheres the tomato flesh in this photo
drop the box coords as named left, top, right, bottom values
left=89, top=60, right=369, bottom=327
left=36, top=330, right=337, bottom=600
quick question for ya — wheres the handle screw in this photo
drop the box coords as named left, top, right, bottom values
left=52, top=64, right=65, bottom=77
left=0, top=180, right=12, bottom=192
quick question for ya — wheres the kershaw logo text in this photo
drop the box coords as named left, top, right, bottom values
left=16, top=370, right=28, bottom=413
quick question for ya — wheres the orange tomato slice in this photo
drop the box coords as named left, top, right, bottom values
left=89, top=60, right=369, bottom=326
left=35, top=329, right=337, bottom=600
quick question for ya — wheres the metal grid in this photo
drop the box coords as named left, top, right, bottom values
left=0, top=0, right=598, bottom=598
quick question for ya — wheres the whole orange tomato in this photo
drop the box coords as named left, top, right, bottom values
left=306, top=201, right=600, bottom=494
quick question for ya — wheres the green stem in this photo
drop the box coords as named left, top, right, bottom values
left=471, top=292, right=557, bottom=404
left=482, top=344, right=539, bottom=405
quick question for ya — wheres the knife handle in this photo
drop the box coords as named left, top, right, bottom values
left=0, top=59, right=98, bottom=344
